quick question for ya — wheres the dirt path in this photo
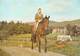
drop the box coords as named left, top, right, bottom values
left=1, top=47, right=66, bottom=56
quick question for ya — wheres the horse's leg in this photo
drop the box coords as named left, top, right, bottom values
left=38, top=36, right=41, bottom=52
left=45, top=36, right=47, bottom=52
left=32, top=40, right=34, bottom=49
left=31, top=36, right=34, bottom=49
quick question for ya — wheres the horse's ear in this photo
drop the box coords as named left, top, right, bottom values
left=48, top=16, right=50, bottom=19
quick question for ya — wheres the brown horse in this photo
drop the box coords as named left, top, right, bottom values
left=31, top=16, right=50, bottom=52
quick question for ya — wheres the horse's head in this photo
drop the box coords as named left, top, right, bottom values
left=43, top=16, right=50, bottom=30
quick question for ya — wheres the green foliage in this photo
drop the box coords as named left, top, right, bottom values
left=0, top=30, right=9, bottom=40
left=0, top=21, right=32, bottom=40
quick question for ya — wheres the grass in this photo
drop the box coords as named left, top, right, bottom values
left=9, top=34, right=32, bottom=39
left=1, top=33, right=80, bottom=56
left=1, top=34, right=32, bottom=47
left=0, top=49, right=11, bottom=56
left=46, top=33, right=80, bottom=56
left=48, top=42, right=80, bottom=56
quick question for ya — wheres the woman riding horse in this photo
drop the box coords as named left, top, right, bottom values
left=31, top=8, right=50, bottom=52
left=32, top=16, right=50, bottom=52
left=35, top=8, right=43, bottom=31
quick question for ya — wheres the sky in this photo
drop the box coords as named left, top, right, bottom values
left=0, top=0, right=80, bottom=22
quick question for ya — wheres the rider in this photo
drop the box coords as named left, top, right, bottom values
left=35, top=8, right=43, bottom=31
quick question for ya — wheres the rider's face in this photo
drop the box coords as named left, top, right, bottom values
left=39, top=11, right=41, bottom=14
left=38, top=9, right=42, bottom=14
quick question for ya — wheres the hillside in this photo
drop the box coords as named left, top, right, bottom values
left=49, top=19, right=80, bottom=27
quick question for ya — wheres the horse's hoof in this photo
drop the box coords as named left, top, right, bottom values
left=45, top=51, right=47, bottom=53
left=39, top=50, right=41, bottom=53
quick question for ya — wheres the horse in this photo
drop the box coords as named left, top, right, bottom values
left=31, top=16, right=50, bottom=52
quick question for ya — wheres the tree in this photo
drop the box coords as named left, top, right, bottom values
left=72, top=25, right=77, bottom=36
left=66, top=24, right=72, bottom=35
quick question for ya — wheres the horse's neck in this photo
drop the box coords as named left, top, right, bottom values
left=32, top=23, right=39, bottom=33
left=33, top=19, right=47, bottom=32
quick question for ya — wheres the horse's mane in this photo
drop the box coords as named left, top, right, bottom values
left=38, top=18, right=46, bottom=28
left=39, top=16, right=48, bottom=24
left=39, top=18, right=45, bottom=24
left=38, top=16, right=49, bottom=28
